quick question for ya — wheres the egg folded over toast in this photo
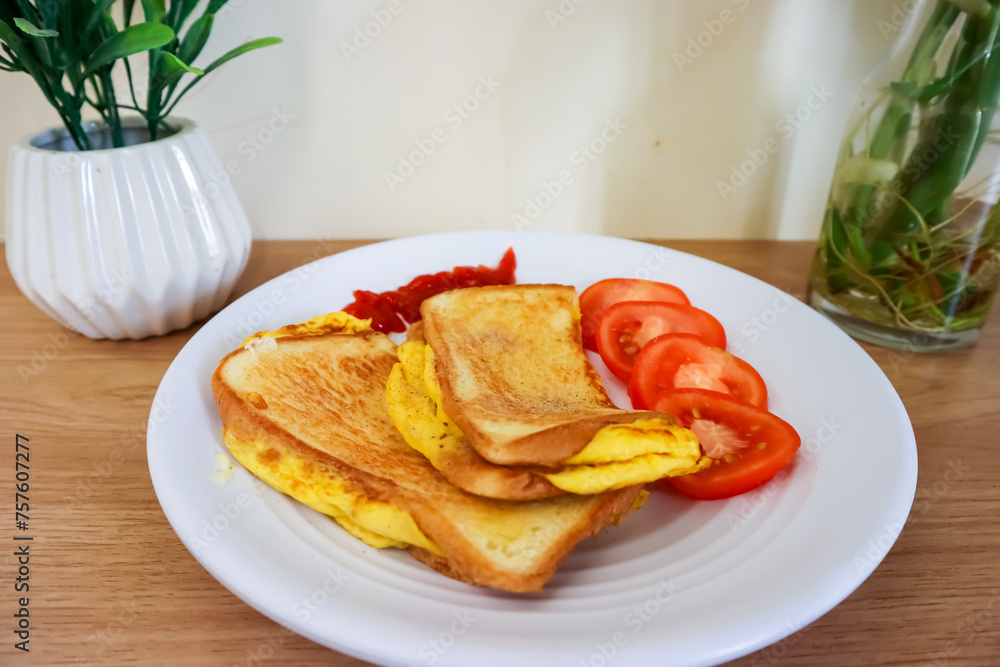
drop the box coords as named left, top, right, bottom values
left=212, top=313, right=644, bottom=591
left=385, top=285, right=706, bottom=500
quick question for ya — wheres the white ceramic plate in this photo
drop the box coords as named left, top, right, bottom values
left=147, top=232, right=917, bottom=667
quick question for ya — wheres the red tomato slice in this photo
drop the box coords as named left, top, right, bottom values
left=579, top=279, right=690, bottom=351
left=595, top=302, right=727, bottom=381
left=628, top=334, right=767, bottom=410
left=653, top=389, right=800, bottom=500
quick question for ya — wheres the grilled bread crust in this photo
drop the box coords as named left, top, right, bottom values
left=422, top=284, right=677, bottom=467
left=211, top=330, right=642, bottom=592
left=408, top=440, right=565, bottom=500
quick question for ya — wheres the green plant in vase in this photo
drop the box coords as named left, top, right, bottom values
left=809, top=0, right=1000, bottom=350
left=0, top=0, right=282, bottom=150
left=1, top=0, right=281, bottom=339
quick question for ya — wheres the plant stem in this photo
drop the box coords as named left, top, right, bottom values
left=99, top=68, right=124, bottom=147
left=880, top=7, right=1000, bottom=238
left=842, top=3, right=962, bottom=240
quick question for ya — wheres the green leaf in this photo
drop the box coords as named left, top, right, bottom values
left=83, top=0, right=118, bottom=42
left=100, top=11, right=119, bottom=38
left=207, top=0, right=230, bottom=14
left=13, top=17, right=58, bottom=37
left=0, top=17, right=64, bottom=118
left=889, top=81, right=919, bottom=100
left=870, top=240, right=899, bottom=269
left=944, top=0, right=992, bottom=17
left=161, top=50, right=203, bottom=75
left=0, top=19, right=34, bottom=70
left=829, top=208, right=849, bottom=258
left=0, top=50, right=20, bottom=71
left=159, top=35, right=282, bottom=119
left=85, top=22, right=175, bottom=74
left=177, top=13, right=212, bottom=65
left=153, top=51, right=203, bottom=95
left=32, top=0, right=59, bottom=24
left=201, top=36, right=282, bottom=75
left=1, top=43, right=21, bottom=69
left=140, top=0, right=166, bottom=23
left=123, top=0, right=137, bottom=27
left=175, top=0, right=201, bottom=29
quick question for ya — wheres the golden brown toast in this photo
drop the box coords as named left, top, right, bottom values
left=388, top=322, right=564, bottom=500
left=211, top=330, right=643, bottom=592
left=421, top=284, right=677, bottom=467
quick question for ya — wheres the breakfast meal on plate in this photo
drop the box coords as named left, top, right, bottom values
left=209, top=249, right=802, bottom=591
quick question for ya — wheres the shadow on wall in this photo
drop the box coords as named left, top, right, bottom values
left=602, top=0, right=786, bottom=239
left=594, top=0, right=903, bottom=240
left=499, top=1, right=647, bottom=237
left=766, top=0, right=910, bottom=241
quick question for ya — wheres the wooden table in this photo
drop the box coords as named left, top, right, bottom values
left=2, top=240, right=998, bottom=666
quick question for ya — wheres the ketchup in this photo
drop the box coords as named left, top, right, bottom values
left=342, top=248, right=517, bottom=333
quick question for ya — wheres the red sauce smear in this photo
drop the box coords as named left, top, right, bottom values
left=342, top=248, right=517, bottom=333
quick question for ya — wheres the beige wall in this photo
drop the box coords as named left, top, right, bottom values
left=0, top=0, right=903, bottom=241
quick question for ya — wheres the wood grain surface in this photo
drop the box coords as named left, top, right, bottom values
left=1, top=239, right=998, bottom=666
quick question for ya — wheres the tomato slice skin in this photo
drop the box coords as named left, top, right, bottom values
left=653, top=389, right=800, bottom=500
left=628, top=334, right=768, bottom=410
left=595, top=302, right=727, bottom=382
left=579, top=279, right=690, bottom=351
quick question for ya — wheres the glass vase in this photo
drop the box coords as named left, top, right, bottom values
left=808, top=0, right=1000, bottom=351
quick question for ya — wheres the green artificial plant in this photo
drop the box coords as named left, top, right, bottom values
left=0, top=0, right=281, bottom=150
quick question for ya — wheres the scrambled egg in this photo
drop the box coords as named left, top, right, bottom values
left=223, top=428, right=441, bottom=553
left=241, top=311, right=372, bottom=346
left=229, top=312, right=441, bottom=554
left=385, top=340, right=471, bottom=469
left=386, top=339, right=706, bottom=494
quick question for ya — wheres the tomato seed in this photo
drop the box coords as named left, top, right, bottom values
left=618, top=334, right=639, bottom=357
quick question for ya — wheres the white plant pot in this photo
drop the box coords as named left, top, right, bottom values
left=5, top=117, right=252, bottom=339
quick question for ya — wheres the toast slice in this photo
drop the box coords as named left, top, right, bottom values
left=386, top=322, right=565, bottom=500
left=421, top=284, right=679, bottom=467
left=212, top=329, right=643, bottom=592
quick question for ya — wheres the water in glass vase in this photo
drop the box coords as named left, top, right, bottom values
left=808, top=0, right=1000, bottom=351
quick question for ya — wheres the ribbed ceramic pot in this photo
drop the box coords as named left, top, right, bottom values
left=5, top=117, right=252, bottom=339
